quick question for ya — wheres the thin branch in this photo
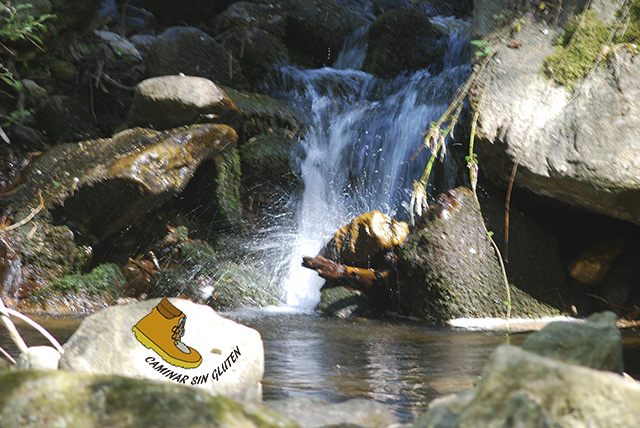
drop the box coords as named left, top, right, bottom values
left=0, top=305, right=65, bottom=354
left=3, top=189, right=44, bottom=232
left=0, top=297, right=28, bottom=353
left=0, top=345, right=16, bottom=364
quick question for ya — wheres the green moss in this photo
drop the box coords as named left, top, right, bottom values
left=619, top=0, right=640, bottom=43
left=542, top=10, right=611, bottom=89
left=31, top=263, right=124, bottom=302
left=214, top=149, right=243, bottom=229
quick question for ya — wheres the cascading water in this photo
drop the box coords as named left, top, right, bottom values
left=263, top=14, right=471, bottom=309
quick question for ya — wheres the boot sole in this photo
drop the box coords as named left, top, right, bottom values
left=132, top=326, right=202, bottom=369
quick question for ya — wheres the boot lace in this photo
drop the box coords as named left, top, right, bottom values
left=171, top=317, right=191, bottom=354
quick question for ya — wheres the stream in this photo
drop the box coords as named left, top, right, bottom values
left=4, top=313, right=640, bottom=423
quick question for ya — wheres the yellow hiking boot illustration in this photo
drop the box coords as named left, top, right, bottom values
left=132, top=298, right=202, bottom=368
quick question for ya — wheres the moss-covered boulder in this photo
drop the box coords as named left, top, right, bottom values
left=365, top=8, right=446, bottom=77
left=0, top=370, right=299, bottom=428
left=397, top=187, right=571, bottom=321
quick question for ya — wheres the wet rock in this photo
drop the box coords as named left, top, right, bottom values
left=59, top=298, right=265, bottom=401
left=397, top=187, right=570, bottom=321
left=145, top=26, right=241, bottom=86
left=14, top=346, right=61, bottom=371
left=0, top=370, right=298, bottom=428
left=265, top=396, right=397, bottom=428
left=318, top=286, right=373, bottom=318
left=474, top=3, right=640, bottom=226
left=127, top=75, right=242, bottom=130
left=521, top=311, right=623, bottom=372
left=143, top=233, right=281, bottom=311
left=416, top=345, right=640, bottom=428
left=9, top=124, right=236, bottom=237
left=122, top=5, right=159, bottom=36
left=365, top=8, right=445, bottom=77
left=321, top=210, right=409, bottom=268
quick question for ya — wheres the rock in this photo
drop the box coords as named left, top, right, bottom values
left=318, top=285, right=373, bottom=318
left=122, top=5, right=159, bottom=36
left=397, top=187, right=571, bottom=321
left=34, top=95, right=99, bottom=143
left=127, top=75, right=242, bottom=130
left=365, top=8, right=445, bottom=77
left=474, top=2, right=640, bottom=226
left=93, top=30, right=142, bottom=60
left=129, top=34, right=156, bottom=55
left=130, top=0, right=233, bottom=26
left=59, top=298, right=264, bottom=401
left=21, top=79, right=47, bottom=99
left=521, top=311, right=624, bottom=372
left=48, top=59, right=78, bottom=82
left=9, top=124, right=236, bottom=238
left=0, top=370, right=298, bottom=428
left=416, top=345, right=640, bottom=428
left=568, top=237, right=624, bottom=285
left=211, top=2, right=287, bottom=38
left=145, top=26, right=241, bottom=86
left=320, top=210, right=409, bottom=268
left=14, top=346, right=61, bottom=371
left=265, top=396, right=397, bottom=428
left=278, top=0, right=368, bottom=67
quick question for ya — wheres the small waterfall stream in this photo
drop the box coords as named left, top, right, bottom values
left=263, top=14, right=472, bottom=309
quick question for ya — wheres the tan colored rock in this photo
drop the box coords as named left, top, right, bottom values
left=321, top=210, right=409, bottom=268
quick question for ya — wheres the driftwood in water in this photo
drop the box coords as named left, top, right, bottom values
left=302, top=255, right=389, bottom=294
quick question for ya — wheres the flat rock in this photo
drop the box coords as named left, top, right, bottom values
left=58, top=298, right=264, bottom=401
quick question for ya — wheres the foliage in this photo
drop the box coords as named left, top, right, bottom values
left=542, top=10, right=612, bottom=88
left=0, top=3, right=55, bottom=49
left=618, top=0, right=640, bottom=43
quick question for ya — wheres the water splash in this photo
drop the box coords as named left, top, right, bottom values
left=264, top=16, right=471, bottom=309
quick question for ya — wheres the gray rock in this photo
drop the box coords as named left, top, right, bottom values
left=416, top=345, right=640, bottom=428
left=474, top=2, right=640, bottom=225
left=127, top=75, right=241, bottom=130
left=265, top=396, right=397, bottom=428
left=0, top=370, right=298, bottom=428
left=14, top=346, right=61, bottom=371
left=521, top=311, right=623, bottom=372
left=59, top=298, right=264, bottom=401
left=94, top=30, right=142, bottom=60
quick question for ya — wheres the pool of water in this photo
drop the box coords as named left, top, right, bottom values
left=3, top=311, right=640, bottom=424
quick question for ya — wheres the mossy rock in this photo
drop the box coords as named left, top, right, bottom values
left=148, top=235, right=281, bottom=310
left=223, top=87, right=304, bottom=143
left=0, top=370, right=299, bottom=428
left=239, top=129, right=302, bottom=187
left=397, top=187, right=569, bottom=322
left=25, top=263, right=125, bottom=313
left=365, top=8, right=446, bottom=77
left=542, top=10, right=611, bottom=89
left=318, top=286, right=376, bottom=318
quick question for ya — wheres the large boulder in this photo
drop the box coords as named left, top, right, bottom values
left=0, top=370, right=297, bottom=428
left=397, top=187, right=573, bottom=321
left=145, top=27, right=242, bottom=86
left=416, top=345, right=640, bottom=428
left=59, top=298, right=264, bottom=401
left=473, top=1, right=640, bottom=225
left=127, top=75, right=242, bottom=130
left=365, top=8, right=446, bottom=77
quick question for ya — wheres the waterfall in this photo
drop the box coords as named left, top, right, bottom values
left=263, top=15, right=471, bottom=309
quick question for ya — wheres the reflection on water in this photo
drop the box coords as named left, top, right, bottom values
left=3, top=311, right=640, bottom=424
left=231, top=311, right=523, bottom=422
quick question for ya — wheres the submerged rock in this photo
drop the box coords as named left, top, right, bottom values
left=265, top=396, right=397, bottom=428
left=397, top=187, right=571, bottom=321
left=0, top=370, right=297, bottom=428
left=59, top=298, right=264, bottom=401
